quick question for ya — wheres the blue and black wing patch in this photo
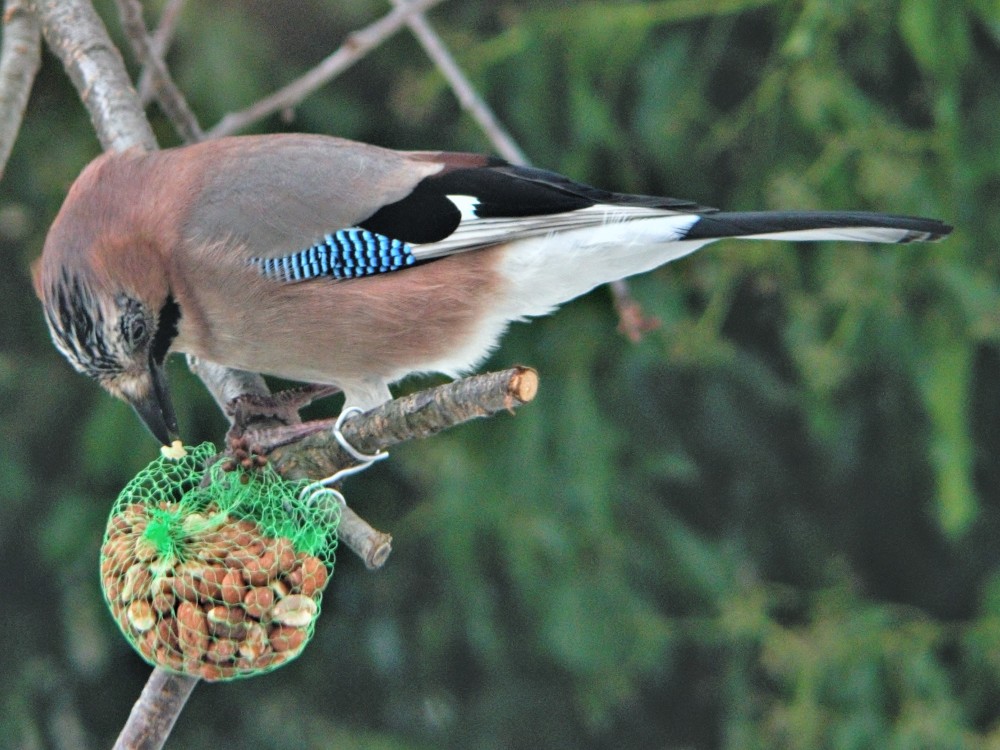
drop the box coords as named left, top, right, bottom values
left=250, top=228, right=416, bottom=282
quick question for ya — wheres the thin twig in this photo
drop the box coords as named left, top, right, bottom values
left=393, top=0, right=528, bottom=165
left=114, top=0, right=203, bottom=142
left=391, top=11, right=654, bottom=336
left=137, top=0, right=184, bottom=104
left=338, top=506, right=394, bottom=570
left=207, top=0, right=446, bottom=138
left=0, top=0, right=40, bottom=182
left=609, top=278, right=661, bottom=342
left=29, top=0, right=156, bottom=152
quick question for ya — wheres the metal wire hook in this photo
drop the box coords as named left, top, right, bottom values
left=297, top=407, right=389, bottom=506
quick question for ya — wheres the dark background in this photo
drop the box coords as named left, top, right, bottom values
left=3, top=0, right=999, bottom=747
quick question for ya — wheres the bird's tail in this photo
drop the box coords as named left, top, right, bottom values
left=682, top=210, right=951, bottom=244
left=495, top=209, right=952, bottom=319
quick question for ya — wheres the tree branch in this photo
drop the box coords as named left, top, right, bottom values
left=206, top=0, right=446, bottom=138
left=258, top=367, right=539, bottom=463
left=29, top=0, right=156, bottom=152
left=114, top=0, right=203, bottom=142
left=185, top=356, right=273, bottom=415
left=32, top=3, right=537, bottom=746
left=238, top=367, right=539, bottom=569
left=112, top=669, right=197, bottom=750
left=0, top=0, right=40, bottom=182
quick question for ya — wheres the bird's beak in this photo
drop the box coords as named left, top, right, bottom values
left=126, top=359, right=180, bottom=445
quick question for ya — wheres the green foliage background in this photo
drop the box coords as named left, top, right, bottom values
left=3, top=0, right=1000, bottom=747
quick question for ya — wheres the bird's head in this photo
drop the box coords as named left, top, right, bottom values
left=33, top=151, right=183, bottom=445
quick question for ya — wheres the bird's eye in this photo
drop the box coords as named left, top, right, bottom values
left=127, top=316, right=147, bottom=345
left=120, top=305, right=150, bottom=349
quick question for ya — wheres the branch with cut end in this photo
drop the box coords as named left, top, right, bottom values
left=207, top=0, right=446, bottom=138
left=0, top=0, right=40, bottom=182
left=255, top=366, right=539, bottom=466
left=242, top=366, right=539, bottom=569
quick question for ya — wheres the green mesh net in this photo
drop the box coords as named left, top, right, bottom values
left=100, top=443, right=340, bottom=681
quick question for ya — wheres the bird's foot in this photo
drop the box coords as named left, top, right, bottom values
left=225, top=383, right=341, bottom=440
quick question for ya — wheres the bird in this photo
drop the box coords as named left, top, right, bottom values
left=33, top=133, right=952, bottom=446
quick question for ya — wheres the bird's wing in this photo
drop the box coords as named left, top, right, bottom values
left=182, top=134, right=714, bottom=283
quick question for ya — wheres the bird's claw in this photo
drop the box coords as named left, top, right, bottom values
left=220, top=434, right=270, bottom=475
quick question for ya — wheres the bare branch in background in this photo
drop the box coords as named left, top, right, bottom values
left=138, top=0, right=184, bottom=104
left=186, top=356, right=274, bottom=415
left=115, top=0, right=203, bottom=142
left=29, top=0, right=156, bottom=152
left=609, top=279, right=661, bottom=342
left=392, top=0, right=528, bottom=165
left=207, top=0, right=446, bottom=138
left=0, top=0, right=41, bottom=181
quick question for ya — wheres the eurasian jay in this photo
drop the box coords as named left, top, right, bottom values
left=33, top=134, right=952, bottom=445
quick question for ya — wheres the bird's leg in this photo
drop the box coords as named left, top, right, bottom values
left=225, top=383, right=341, bottom=439
left=223, top=383, right=345, bottom=461
left=227, top=391, right=390, bottom=476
